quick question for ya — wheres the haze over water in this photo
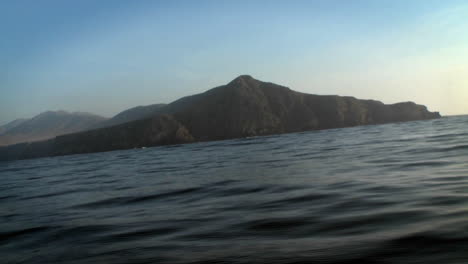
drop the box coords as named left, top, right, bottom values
left=1, top=115, right=468, bottom=263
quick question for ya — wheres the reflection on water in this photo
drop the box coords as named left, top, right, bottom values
left=1, top=116, right=468, bottom=263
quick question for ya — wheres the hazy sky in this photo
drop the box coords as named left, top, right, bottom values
left=1, top=0, right=467, bottom=124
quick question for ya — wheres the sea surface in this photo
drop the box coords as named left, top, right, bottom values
left=1, top=115, right=468, bottom=264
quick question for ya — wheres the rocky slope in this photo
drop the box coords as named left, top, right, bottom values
left=162, top=75, right=440, bottom=140
left=94, top=103, right=167, bottom=129
left=0, top=75, right=440, bottom=161
left=0, top=115, right=193, bottom=161
left=0, top=119, right=28, bottom=135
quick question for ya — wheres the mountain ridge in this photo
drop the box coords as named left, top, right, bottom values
left=0, top=111, right=107, bottom=146
left=0, top=119, right=28, bottom=135
left=0, top=75, right=440, bottom=160
left=93, top=103, right=167, bottom=129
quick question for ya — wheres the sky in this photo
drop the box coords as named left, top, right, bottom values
left=1, top=0, right=467, bottom=124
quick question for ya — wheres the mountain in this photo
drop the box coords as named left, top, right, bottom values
left=0, top=115, right=194, bottom=160
left=0, top=111, right=107, bottom=146
left=161, top=75, right=440, bottom=140
left=0, top=104, right=166, bottom=146
left=94, top=103, right=167, bottom=129
left=0, top=119, right=28, bottom=135
left=0, top=75, right=440, bottom=161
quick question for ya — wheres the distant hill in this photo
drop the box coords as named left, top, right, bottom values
left=0, top=111, right=107, bottom=146
left=94, top=104, right=167, bottom=129
left=0, top=75, right=441, bottom=160
left=0, top=119, right=28, bottom=135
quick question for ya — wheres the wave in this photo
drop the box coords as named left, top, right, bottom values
left=1, top=115, right=468, bottom=263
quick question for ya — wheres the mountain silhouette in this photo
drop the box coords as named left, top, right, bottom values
left=94, top=104, right=167, bottom=129
left=0, top=111, right=106, bottom=146
left=0, top=76, right=440, bottom=161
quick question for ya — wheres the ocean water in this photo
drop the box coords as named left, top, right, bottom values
left=1, top=115, right=468, bottom=264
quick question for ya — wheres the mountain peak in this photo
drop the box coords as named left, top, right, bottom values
left=0, top=76, right=441, bottom=159
left=228, top=75, right=258, bottom=86
left=235, top=74, right=254, bottom=80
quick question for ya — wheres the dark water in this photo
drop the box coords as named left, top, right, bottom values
left=1, top=116, right=468, bottom=264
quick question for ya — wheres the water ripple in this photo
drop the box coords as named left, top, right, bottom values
left=1, top=115, right=467, bottom=263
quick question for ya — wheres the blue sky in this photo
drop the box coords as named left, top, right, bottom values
left=1, top=0, right=467, bottom=124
